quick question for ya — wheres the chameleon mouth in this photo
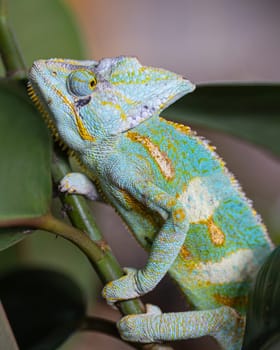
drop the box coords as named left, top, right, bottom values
left=27, top=81, right=71, bottom=153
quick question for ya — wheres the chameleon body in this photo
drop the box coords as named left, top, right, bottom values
left=28, top=56, right=273, bottom=349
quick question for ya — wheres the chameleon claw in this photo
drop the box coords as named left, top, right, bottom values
left=146, top=303, right=162, bottom=315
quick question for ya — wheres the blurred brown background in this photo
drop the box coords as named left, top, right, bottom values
left=50, top=0, right=280, bottom=349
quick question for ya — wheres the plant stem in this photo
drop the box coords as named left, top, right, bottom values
left=33, top=213, right=104, bottom=263
left=50, top=149, right=146, bottom=316
left=34, top=214, right=168, bottom=350
left=0, top=0, right=26, bottom=78
left=52, top=147, right=102, bottom=242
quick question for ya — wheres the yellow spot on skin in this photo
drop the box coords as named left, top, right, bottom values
left=119, top=189, right=164, bottom=229
left=64, top=181, right=70, bottom=189
left=208, top=145, right=216, bottom=152
left=219, top=158, right=226, bottom=168
left=207, top=217, right=225, bottom=246
left=176, top=184, right=187, bottom=199
left=179, top=245, right=192, bottom=260
left=177, top=249, right=198, bottom=272
left=173, top=208, right=186, bottom=223
left=51, top=58, right=83, bottom=65
left=127, top=131, right=175, bottom=180
left=214, top=293, right=248, bottom=309
left=167, top=198, right=176, bottom=207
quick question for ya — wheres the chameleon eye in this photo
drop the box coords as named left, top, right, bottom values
left=67, top=69, right=97, bottom=96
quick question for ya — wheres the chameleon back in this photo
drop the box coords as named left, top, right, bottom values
left=98, top=115, right=274, bottom=314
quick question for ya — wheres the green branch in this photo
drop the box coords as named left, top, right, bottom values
left=51, top=147, right=102, bottom=242
left=50, top=149, right=146, bottom=316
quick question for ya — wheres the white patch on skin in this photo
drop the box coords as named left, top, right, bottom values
left=95, top=58, right=114, bottom=73
left=95, top=57, right=123, bottom=79
left=195, top=249, right=259, bottom=284
left=179, top=177, right=220, bottom=223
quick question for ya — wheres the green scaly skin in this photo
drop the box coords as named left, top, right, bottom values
left=28, top=56, right=274, bottom=349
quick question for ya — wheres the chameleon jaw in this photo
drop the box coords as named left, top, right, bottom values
left=27, top=81, right=70, bottom=152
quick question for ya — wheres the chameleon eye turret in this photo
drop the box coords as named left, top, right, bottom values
left=67, top=69, right=97, bottom=96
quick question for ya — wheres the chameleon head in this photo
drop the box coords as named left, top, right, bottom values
left=28, top=56, right=195, bottom=151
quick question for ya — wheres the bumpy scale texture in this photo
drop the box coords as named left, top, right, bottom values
left=28, top=56, right=274, bottom=350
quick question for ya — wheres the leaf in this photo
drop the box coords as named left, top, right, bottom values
left=0, top=228, right=32, bottom=252
left=165, top=84, right=280, bottom=156
left=0, top=267, right=86, bottom=350
left=0, top=80, right=51, bottom=251
left=0, top=81, right=52, bottom=224
left=0, top=0, right=85, bottom=248
left=0, top=0, right=84, bottom=77
left=242, top=246, right=280, bottom=349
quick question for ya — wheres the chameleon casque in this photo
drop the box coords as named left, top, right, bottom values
left=28, top=56, right=274, bottom=349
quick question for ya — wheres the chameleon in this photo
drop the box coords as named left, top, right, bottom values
left=28, top=56, right=274, bottom=349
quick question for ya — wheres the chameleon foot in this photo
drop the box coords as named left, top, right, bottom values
left=117, top=304, right=162, bottom=343
left=118, top=306, right=243, bottom=349
left=102, top=268, right=143, bottom=305
left=59, top=172, right=99, bottom=200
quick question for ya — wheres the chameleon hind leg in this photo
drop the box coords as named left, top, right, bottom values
left=117, top=304, right=244, bottom=350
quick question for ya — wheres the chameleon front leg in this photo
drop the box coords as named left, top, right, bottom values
left=59, top=172, right=101, bottom=201
left=118, top=304, right=243, bottom=350
left=102, top=181, right=189, bottom=302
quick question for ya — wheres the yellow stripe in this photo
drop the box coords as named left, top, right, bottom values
left=127, top=131, right=175, bottom=180
left=52, top=85, right=95, bottom=142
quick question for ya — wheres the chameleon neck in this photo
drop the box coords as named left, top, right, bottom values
left=79, top=114, right=161, bottom=174
left=78, top=134, right=121, bottom=174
